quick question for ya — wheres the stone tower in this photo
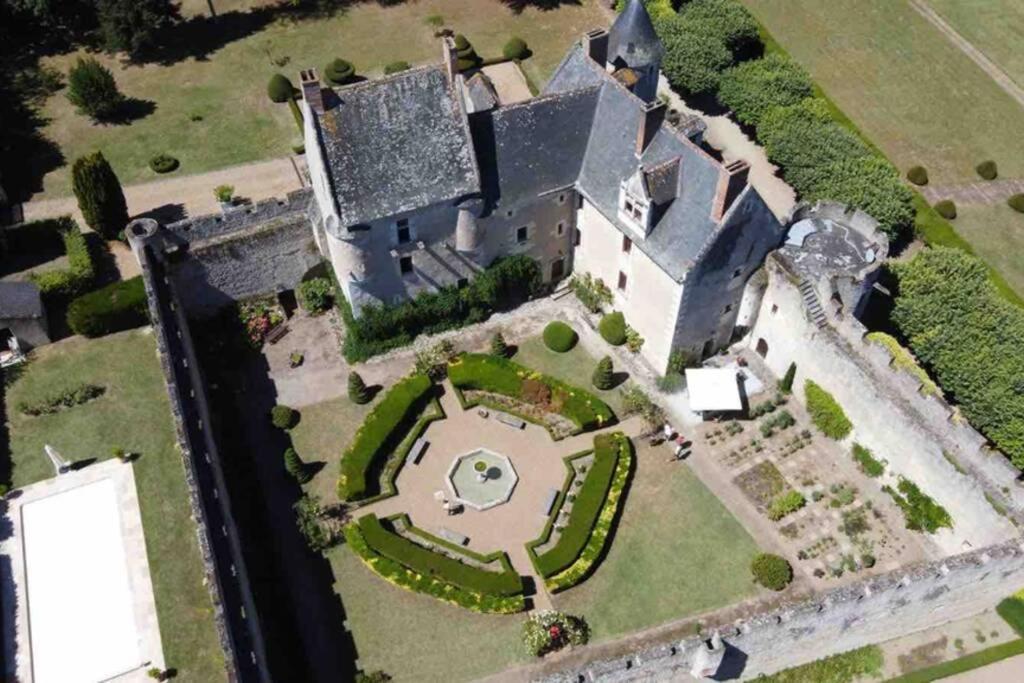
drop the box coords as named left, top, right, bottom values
left=607, top=0, right=665, bottom=103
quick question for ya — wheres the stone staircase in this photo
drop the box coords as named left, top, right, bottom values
left=798, top=279, right=828, bottom=328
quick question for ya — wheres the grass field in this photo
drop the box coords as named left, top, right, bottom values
left=741, top=0, right=1024, bottom=186
left=3, top=330, right=225, bottom=680
left=949, top=203, right=1024, bottom=297
left=926, top=0, right=1024, bottom=89
left=33, top=0, right=608, bottom=198
left=511, top=335, right=630, bottom=416
left=288, top=392, right=372, bottom=501
left=554, top=445, right=762, bottom=640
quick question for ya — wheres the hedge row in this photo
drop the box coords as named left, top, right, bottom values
left=357, top=514, right=524, bottom=596
left=337, top=374, right=433, bottom=501
left=343, top=522, right=525, bottom=614
left=29, top=218, right=96, bottom=299
left=447, top=353, right=614, bottom=432
left=804, top=379, right=852, bottom=440
left=534, top=433, right=625, bottom=578
left=358, top=400, right=445, bottom=505
left=67, top=276, right=148, bottom=337
left=546, top=434, right=633, bottom=592
left=0, top=217, right=66, bottom=257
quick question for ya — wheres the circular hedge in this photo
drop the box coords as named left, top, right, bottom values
left=976, top=160, right=998, bottom=180
left=598, top=312, right=627, bottom=346
left=325, top=58, right=355, bottom=86
left=935, top=199, right=957, bottom=220
left=1008, top=193, right=1024, bottom=214
left=543, top=321, right=577, bottom=353
left=503, top=37, right=529, bottom=60
left=906, top=165, right=928, bottom=186
left=270, top=404, right=298, bottom=430
left=149, top=154, right=179, bottom=174
left=267, top=73, right=293, bottom=103
left=751, top=553, right=792, bottom=591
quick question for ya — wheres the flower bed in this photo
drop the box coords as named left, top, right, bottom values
left=531, top=433, right=630, bottom=580
left=337, top=374, right=434, bottom=501
left=448, top=353, right=614, bottom=433
left=238, top=297, right=284, bottom=347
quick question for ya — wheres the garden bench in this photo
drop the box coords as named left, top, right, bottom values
left=266, top=324, right=288, bottom=345
left=438, top=527, right=468, bottom=546
left=406, top=437, right=429, bottom=466
left=496, top=412, right=525, bottom=430
left=542, top=488, right=559, bottom=515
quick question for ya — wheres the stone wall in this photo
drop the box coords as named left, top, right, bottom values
left=542, top=540, right=1024, bottom=682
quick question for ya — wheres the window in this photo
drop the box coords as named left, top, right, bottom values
left=399, top=256, right=413, bottom=275
left=558, top=193, right=566, bottom=204
left=506, top=209, right=514, bottom=218
left=771, top=303, right=778, bottom=315
left=617, top=271, right=628, bottom=291
left=622, top=235, right=632, bottom=254
left=516, top=226, right=528, bottom=244
left=397, top=225, right=411, bottom=244
left=556, top=221, right=565, bottom=236
left=575, top=228, right=582, bottom=247
left=723, top=304, right=733, bottom=314
left=732, top=267, right=742, bottom=278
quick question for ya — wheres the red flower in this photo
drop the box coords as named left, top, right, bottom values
left=549, top=624, right=561, bottom=640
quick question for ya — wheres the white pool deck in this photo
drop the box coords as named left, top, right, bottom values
left=1, top=458, right=165, bottom=682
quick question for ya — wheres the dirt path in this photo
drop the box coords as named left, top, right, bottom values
left=910, top=0, right=1024, bottom=109
left=921, top=177, right=1024, bottom=205
left=18, top=155, right=307, bottom=227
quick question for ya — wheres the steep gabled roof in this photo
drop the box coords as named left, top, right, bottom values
left=608, top=0, right=665, bottom=68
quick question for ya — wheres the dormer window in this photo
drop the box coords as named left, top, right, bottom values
left=618, top=186, right=650, bottom=233
left=396, top=218, right=411, bottom=244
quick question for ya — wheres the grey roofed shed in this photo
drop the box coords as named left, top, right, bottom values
left=0, top=281, right=45, bottom=319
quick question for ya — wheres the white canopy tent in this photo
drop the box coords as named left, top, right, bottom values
left=685, top=368, right=743, bottom=414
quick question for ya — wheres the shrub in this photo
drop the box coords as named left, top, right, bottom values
left=503, top=37, right=529, bottom=60
left=852, top=443, right=884, bottom=477
left=453, top=34, right=480, bottom=71
left=324, top=58, right=355, bottom=86
left=522, top=610, right=590, bottom=657
left=934, top=199, right=957, bottom=220
left=348, top=371, right=371, bottom=404
left=760, top=646, right=883, bottom=682
left=490, top=331, right=509, bottom=358
left=569, top=273, right=612, bottom=313
left=67, top=276, right=148, bottom=337
left=384, top=61, right=411, bottom=75
left=678, top=0, right=761, bottom=54
left=621, top=385, right=666, bottom=429
left=976, top=160, right=998, bottom=180
left=996, top=589, right=1024, bottom=637
left=768, top=490, right=806, bottom=521
left=804, top=380, right=852, bottom=439
left=71, top=151, right=129, bottom=240
left=148, top=154, right=179, bottom=174
left=884, top=478, right=953, bottom=533
left=284, top=448, right=311, bottom=483
left=718, top=53, right=813, bottom=126
left=271, top=404, right=298, bottom=430
left=214, top=185, right=234, bottom=203
left=907, top=165, right=929, bottom=186
left=298, top=277, right=333, bottom=314
left=779, top=362, right=796, bottom=394
left=625, top=325, right=644, bottom=353
left=592, top=356, right=614, bottom=390
left=267, top=73, right=293, bottom=103
left=1008, top=193, right=1024, bottom=214
left=751, top=553, right=793, bottom=590
left=294, top=494, right=339, bottom=552
left=543, top=321, right=577, bottom=352
left=30, top=220, right=97, bottom=299
left=658, top=18, right=733, bottom=94
left=598, top=312, right=627, bottom=346
left=17, top=383, right=105, bottom=416
left=66, top=57, right=123, bottom=121
left=338, top=374, right=433, bottom=500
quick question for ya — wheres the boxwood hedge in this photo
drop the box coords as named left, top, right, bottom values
left=66, top=276, right=148, bottom=337
left=543, top=321, right=577, bottom=352
left=338, top=374, right=433, bottom=501
left=804, top=379, right=852, bottom=440
left=29, top=218, right=96, bottom=299
left=447, top=353, right=614, bottom=432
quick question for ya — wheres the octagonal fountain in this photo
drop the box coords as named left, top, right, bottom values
left=446, top=448, right=518, bottom=511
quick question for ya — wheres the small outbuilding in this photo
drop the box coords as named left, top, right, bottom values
left=685, top=367, right=743, bottom=417
left=0, top=281, right=50, bottom=363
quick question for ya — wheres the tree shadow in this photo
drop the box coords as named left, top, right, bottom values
left=135, top=203, right=188, bottom=225
left=305, top=461, right=327, bottom=478
left=104, top=97, right=157, bottom=125
left=609, top=371, right=629, bottom=390
left=500, top=0, right=582, bottom=13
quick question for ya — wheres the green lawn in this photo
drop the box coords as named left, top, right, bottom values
left=328, top=544, right=528, bottom=682
left=3, top=330, right=226, bottom=680
left=288, top=393, right=373, bottom=502
left=949, top=202, right=1024, bottom=297
left=33, top=0, right=608, bottom=198
left=741, top=0, right=1024, bottom=186
left=925, top=0, right=1024, bottom=89
left=554, top=443, right=762, bottom=641
left=512, top=335, right=630, bottom=416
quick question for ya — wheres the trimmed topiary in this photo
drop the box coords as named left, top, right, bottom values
left=543, top=321, right=577, bottom=352
left=348, top=371, right=371, bottom=405
left=325, top=58, right=355, bottom=86
left=906, top=165, right=928, bottom=186
left=592, top=356, right=614, bottom=390
left=976, top=160, right=998, bottom=180
left=779, top=362, right=796, bottom=394
left=751, top=553, right=793, bottom=591
left=284, top=447, right=311, bottom=483
left=149, top=154, right=179, bottom=174
left=490, top=331, right=509, bottom=358
left=934, top=199, right=957, bottom=220
left=598, top=311, right=627, bottom=346
left=454, top=34, right=480, bottom=72
left=1009, top=193, right=1024, bottom=214
left=267, top=73, right=293, bottom=103
left=271, top=404, right=298, bottom=430
left=71, top=151, right=129, bottom=241
left=503, top=37, right=529, bottom=60
left=67, top=57, right=124, bottom=121
left=804, top=379, right=852, bottom=440
left=384, top=61, right=411, bottom=75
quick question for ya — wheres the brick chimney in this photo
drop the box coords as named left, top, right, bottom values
left=443, top=36, right=459, bottom=85
left=723, top=159, right=751, bottom=211
left=635, top=100, right=666, bottom=156
left=584, top=29, right=609, bottom=67
left=300, top=68, right=323, bottom=115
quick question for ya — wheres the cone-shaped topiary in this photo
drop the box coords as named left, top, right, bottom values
left=71, top=151, right=129, bottom=240
left=348, top=371, right=371, bottom=404
left=67, top=57, right=124, bottom=121
left=454, top=34, right=480, bottom=71
left=271, top=404, right=298, bottom=430
left=935, top=199, right=957, bottom=220
left=779, top=362, right=796, bottom=394
left=906, top=165, right=928, bottom=186
left=284, top=447, right=311, bottom=483
left=503, top=37, right=529, bottom=60
left=490, top=331, right=509, bottom=358
left=1009, top=194, right=1024, bottom=214
left=976, top=160, right=998, bottom=180
left=325, top=58, right=355, bottom=86
left=267, top=73, right=293, bottom=103
left=592, top=356, right=614, bottom=390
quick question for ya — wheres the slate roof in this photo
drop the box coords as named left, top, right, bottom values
left=316, top=65, right=479, bottom=227
left=464, top=72, right=499, bottom=112
left=608, top=0, right=665, bottom=68
left=0, top=281, right=44, bottom=319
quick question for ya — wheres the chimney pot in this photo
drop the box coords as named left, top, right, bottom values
left=584, top=29, right=609, bottom=67
left=723, top=159, right=751, bottom=212
left=443, top=36, right=458, bottom=85
left=300, top=68, right=324, bottom=114
left=636, top=100, right=666, bottom=156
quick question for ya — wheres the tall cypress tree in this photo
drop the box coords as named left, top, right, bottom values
left=71, top=151, right=129, bottom=240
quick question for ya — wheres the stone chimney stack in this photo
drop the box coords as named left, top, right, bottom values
left=635, top=100, right=666, bottom=156
left=723, top=159, right=751, bottom=211
left=443, top=36, right=459, bottom=85
left=300, top=68, right=324, bottom=115
left=583, top=29, right=609, bottom=67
